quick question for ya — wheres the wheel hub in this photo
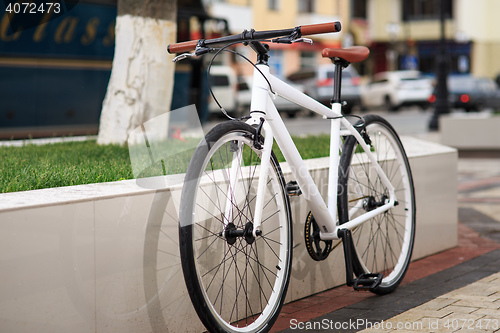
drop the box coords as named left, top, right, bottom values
left=363, top=195, right=388, bottom=211
left=223, top=222, right=261, bottom=245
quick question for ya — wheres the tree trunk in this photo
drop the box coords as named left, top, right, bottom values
left=97, top=0, right=177, bottom=145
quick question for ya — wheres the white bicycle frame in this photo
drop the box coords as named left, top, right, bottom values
left=240, top=64, right=397, bottom=241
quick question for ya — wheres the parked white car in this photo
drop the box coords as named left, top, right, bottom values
left=208, top=65, right=239, bottom=115
left=361, top=70, right=433, bottom=111
left=287, top=65, right=362, bottom=114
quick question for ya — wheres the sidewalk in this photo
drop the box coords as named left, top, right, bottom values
left=273, top=154, right=500, bottom=332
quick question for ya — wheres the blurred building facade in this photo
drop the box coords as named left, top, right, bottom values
left=365, top=0, right=500, bottom=78
left=204, top=0, right=349, bottom=78
left=203, top=0, right=500, bottom=79
left=2, top=0, right=499, bottom=137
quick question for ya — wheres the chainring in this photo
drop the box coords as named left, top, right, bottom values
left=304, top=211, right=333, bottom=261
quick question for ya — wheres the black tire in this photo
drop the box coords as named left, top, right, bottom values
left=179, top=121, right=292, bottom=332
left=384, top=95, right=397, bottom=112
left=338, top=115, right=416, bottom=295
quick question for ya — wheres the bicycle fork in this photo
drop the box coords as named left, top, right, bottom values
left=222, top=117, right=274, bottom=238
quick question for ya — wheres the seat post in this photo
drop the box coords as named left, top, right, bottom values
left=332, top=59, right=349, bottom=104
left=332, top=61, right=343, bottom=104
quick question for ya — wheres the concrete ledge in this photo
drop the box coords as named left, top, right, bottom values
left=441, top=113, right=500, bottom=150
left=0, top=137, right=457, bottom=333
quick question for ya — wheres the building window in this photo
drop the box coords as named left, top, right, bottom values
left=268, top=0, right=279, bottom=11
left=402, top=0, right=453, bottom=21
left=300, top=51, right=316, bottom=69
left=269, top=50, right=284, bottom=78
left=298, top=0, right=315, bottom=13
left=352, top=0, right=367, bottom=19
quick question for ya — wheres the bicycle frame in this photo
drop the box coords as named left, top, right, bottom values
left=244, top=64, right=396, bottom=241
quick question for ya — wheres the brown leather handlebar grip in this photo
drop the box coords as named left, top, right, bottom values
left=300, top=22, right=341, bottom=36
left=167, top=40, right=198, bottom=54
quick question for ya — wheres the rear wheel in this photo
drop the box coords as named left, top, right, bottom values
left=338, top=115, right=416, bottom=295
left=179, top=121, right=292, bottom=332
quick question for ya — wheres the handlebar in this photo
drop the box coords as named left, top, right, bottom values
left=300, top=22, right=341, bottom=36
left=167, top=21, right=341, bottom=54
left=168, top=40, right=199, bottom=54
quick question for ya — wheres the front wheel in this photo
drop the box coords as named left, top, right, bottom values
left=338, top=115, right=416, bottom=295
left=179, top=121, right=292, bottom=332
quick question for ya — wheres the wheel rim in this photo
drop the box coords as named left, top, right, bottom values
left=186, top=131, right=290, bottom=332
left=343, top=122, right=414, bottom=288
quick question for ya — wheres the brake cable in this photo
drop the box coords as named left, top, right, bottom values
left=205, top=41, right=276, bottom=120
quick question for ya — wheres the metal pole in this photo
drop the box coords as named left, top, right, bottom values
left=428, top=0, right=450, bottom=131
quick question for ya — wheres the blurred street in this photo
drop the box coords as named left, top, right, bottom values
left=205, top=107, right=443, bottom=137
left=282, top=108, right=433, bottom=137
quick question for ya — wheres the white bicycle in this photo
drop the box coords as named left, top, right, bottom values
left=168, top=21, right=416, bottom=333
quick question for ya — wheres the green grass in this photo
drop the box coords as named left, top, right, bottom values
left=0, top=140, right=133, bottom=193
left=0, top=134, right=335, bottom=193
left=273, top=134, right=332, bottom=162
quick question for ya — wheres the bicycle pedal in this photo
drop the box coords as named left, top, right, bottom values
left=352, top=273, right=383, bottom=291
left=285, top=181, right=302, bottom=196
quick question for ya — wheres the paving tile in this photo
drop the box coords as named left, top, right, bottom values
left=441, top=312, right=486, bottom=323
left=348, top=290, right=375, bottom=299
left=402, top=309, right=454, bottom=319
left=313, top=286, right=350, bottom=298
left=280, top=310, right=327, bottom=321
left=309, top=296, right=359, bottom=314
left=473, top=308, right=500, bottom=317
left=415, top=297, right=458, bottom=311
left=446, top=294, right=500, bottom=303
left=487, top=292, right=500, bottom=301
left=279, top=302, right=312, bottom=315
left=275, top=203, right=500, bottom=333
left=419, top=317, right=451, bottom=332
left=454, top=299, right=500, bottom=309
left=441, top=305, right=480, bottom=314
left=360, top=308, right=407, bottom=322
left=442, top=284, right=500, bottom=300
left=474, top=316, right=500, bottom=331
left=386, top=312, right=425, bottom=323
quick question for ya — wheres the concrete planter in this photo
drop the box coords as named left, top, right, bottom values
left=0, top=137, right=457, bottom=333
left=441, top=113, right=500, bottom=150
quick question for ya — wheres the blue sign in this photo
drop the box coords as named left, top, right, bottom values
left=0, top=2, right=117, bottom=133
left=0, top=2, right=116, bottom=59
left=401, top=55, right=418, bottom=70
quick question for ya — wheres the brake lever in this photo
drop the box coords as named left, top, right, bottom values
left=172, top=46, right=214, bottom=63
left=291, top=37, right=314, bottom=45
left=172, top=52, right=196, bottom=62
